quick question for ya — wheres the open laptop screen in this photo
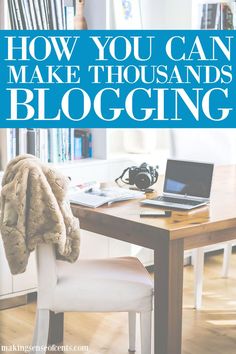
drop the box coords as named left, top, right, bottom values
left=164, top=160, right=214, bottom=199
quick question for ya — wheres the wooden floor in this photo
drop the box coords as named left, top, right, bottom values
left=1, top=252, right=236, bottom=354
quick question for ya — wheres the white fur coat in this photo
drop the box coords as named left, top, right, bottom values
left=0, top=155, right=80, bottom=275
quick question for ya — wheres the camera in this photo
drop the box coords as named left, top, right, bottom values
left=128, top=163, right=158, bottom=190
left=116, top=163, right=159, bottom=191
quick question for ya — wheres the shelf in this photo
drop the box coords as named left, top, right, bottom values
left=0, top=160, right=106, bottom=175
left=51, top=158, right=106, bottom=169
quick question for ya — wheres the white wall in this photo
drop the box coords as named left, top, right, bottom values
left=140, top=0, right=193, bottom=29
left=84, top=0, right=107, bottom=29
left=170, top=129, right=236, bottom=164
left=67, top=0, right=195, bottom=30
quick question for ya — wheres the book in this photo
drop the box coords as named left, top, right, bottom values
left=200, top=2, right=234, bottom=30
left=57, top=129, right=63, bottom=162
left=8, top=0, right=68, bottom=30
left=2, top=127, right=92, bottom=163
left=222, top=4, right=234, bottom=30
left=64, top=5, right=75, bottom=29
left=55, top=0, right=65, bottom=29
left=10, top=129, right=16, bottom=159
left=33, top=0, right=43, bottom=29
left=48, top=129, right=58, bottom=162
left=69, top=128, right=75, bottom=160
left=8, top=0, right=17, bottom=29
left=201, top=3, right=218, bottom=29
left=18, top=0, right=29, bottom=29
left=70, top=187, right=144, bottom=208
left=74, top=133, right=83, bottom=160
left=74, top=129, right=92, bottom=158
left=28, top=0, right=38, bottom=29
left=23, top=0, right=34, bottom=29
left=40, top=0, right=50, bottom=29
left=16, top=129, right=27, bottom=155
left=60, top=128, right=69, bottom=162
left=68, top=181, right=100, bottom=195
left=47, top=0, right=57, bottom=29
left=88, top=131, right=92, bottom=158
left=12, top=0, right=23, bottom=29
left=27, top=129, right=37, bottom=155
left=38, top=129, right=48, bottom=162
left=44, top=0, right=50, bottom=28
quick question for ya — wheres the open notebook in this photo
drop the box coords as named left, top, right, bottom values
left=70, top=187, right=144, bottom=208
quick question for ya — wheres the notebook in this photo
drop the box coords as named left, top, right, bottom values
left=70, top=187, right=144, bottom=208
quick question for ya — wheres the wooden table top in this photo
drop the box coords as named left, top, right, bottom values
left=71, top=165, right=236, bottom=244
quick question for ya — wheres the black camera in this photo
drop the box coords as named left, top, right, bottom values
left=116, top=163, right=159, bottom=191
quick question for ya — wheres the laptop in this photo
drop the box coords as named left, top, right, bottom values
left=141, top=159, right=214, bottom=210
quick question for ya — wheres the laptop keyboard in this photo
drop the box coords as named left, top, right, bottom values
left=155, top=196, right=201, bottom=206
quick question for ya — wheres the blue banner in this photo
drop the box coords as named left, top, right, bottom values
left=0, top=30, right=235, bottom=128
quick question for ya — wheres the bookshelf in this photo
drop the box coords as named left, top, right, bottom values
left=0, top=1, right=170, bottom=174
left=0, top=0, right=109, bottom=171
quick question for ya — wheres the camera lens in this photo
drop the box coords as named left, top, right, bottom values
left=134, top=172, right=151, bottom=190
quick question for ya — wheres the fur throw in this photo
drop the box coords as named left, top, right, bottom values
left=0, top=155, right=80, bottom=275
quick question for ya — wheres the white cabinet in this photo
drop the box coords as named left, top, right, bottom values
left=0, top=234, right=37, bottom=298
left=0, top=173, right=12, bottom=297
left=0, top=170, right=37, bottom=299
left=0, top=237, right=12, bottom=296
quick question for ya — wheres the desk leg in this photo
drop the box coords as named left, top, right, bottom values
left=154, top=239, right=184, bottom=354
left=47, top=312, right=64, bottom=345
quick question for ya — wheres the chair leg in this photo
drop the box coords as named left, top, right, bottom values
left=222, top=242, right=232, bottom=278
left=128, top=311, right=136, bottom=352
left=30, top=309, right=50, bottom=354
left=140, top=311, right=152, bottom=354
left=193, top=248, right=204, bottom=310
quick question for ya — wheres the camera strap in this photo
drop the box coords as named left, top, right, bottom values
left=115, top=167, right=130, bottom=186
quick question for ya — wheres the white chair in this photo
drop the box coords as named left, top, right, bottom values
left=30, top=244, right=153, bottom=354
left=170, top=129, right=236, bottom=309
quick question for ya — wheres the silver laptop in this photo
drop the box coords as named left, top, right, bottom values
left=141, top=159, right=214, bottom=210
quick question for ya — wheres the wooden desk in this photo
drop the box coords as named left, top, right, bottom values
left=52, top=165, right=236, bottom=354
